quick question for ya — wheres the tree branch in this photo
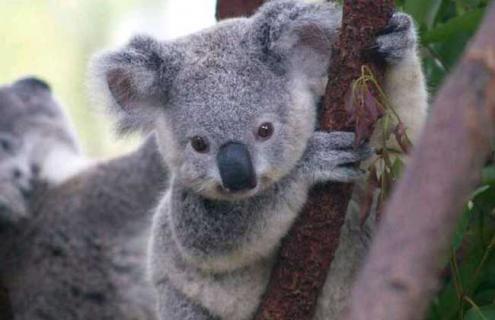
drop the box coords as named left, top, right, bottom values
left=216, top=0, right=264, bottom=20
left=218, top=0, right=394, bottom=318
left=345, top=3, right=495, bottom=320
left=254, top=1, right=394, bottom=319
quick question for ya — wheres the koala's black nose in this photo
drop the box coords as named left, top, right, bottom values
left=217, top=142, right=257, bottom=192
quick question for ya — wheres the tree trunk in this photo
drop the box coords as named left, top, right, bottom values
left=254, top=1, right=394, bottom=319
left=216, top=0, right=264, bottom=20
left=217, top=0, right=395, bottom=318
left=344, top=3, right=495, bottom=320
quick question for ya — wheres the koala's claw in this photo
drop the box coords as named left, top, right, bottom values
left=300, top=132, right=373, bottom=184
left=333, top=144, right=373, bottom=182
left=372, top=12, right=416, bottom=64
left=377, top=12, right=412, bottom=36
left=339, top=144, right=374, bottom=165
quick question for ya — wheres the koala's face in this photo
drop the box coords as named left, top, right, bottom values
left=161, top=52, right=317, bottom=199
left=0, top=132, right=30, bottom=193
left=0, top=83, right=36, bottom=195
left=0, top=77, right=65, bottom=190
left=94, top=0, right=341, bottom=200
left=0, top=78, right=62, bottom=125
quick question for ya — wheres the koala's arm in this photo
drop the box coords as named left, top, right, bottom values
left=296, top=131, right=371, bottom=185
left=296, top=13, right=426, bottom=188
left=371, top=12, right=428, bottom=148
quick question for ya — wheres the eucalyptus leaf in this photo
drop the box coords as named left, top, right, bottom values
left=465, top=305, right=495, bottom=320
left=422, top=9, right=484, bottom=44
left=404, top=0, right=442, bottom=28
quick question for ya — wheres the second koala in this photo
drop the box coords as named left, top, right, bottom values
left=0, top=77, right=165, bottom=320
left=0, top=77, right=86, bottom=227
left=93, top=0, right=427, bottom=319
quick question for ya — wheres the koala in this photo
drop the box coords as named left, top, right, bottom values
left=0, top=77, right=87, bottom=228
left=1, top=137, right=166, bottom=320
left=92, top=0, right=428, bottom=319
left=0, top=78, right=166, bottom=320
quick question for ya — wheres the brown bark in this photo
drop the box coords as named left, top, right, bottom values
left=254, top=1, right=394, bottom=320
left=345, top=3, right=495, bottom=320
left=216, top=0, right=265, bottom=20
left=217, top=0, right=394, bottom=318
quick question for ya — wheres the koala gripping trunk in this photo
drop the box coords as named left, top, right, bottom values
left=217, top=1, right=395, bottom=319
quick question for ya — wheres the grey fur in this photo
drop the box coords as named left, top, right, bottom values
left=0, top=132, right=30, bottom=226
left=92, top=1, right=427, bottom=319
left=375, top=12, right=417, bottom=64
left=0, top=77, right=82, bottom=227
left=0, top=78, right=168, bottom=319
left=1, top=137, right=166, bottom=320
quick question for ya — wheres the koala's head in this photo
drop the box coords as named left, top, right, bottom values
left=0, top=77, right=54, bottom=132
left=0, top=77, right=56, bottom=187
left=0, top=77, right=78, bottom=186
left=93, top=0, right=340, bottom=200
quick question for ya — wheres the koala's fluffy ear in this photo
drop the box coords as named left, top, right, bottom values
left=248, top=0, right=341, bottom=92
left=10, top=76, right=53, bottom=105
left=90, top=35, right=182, bottom=134
left=13, top=77, right=51, bottom=92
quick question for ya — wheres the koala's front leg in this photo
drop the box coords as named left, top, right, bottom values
left=297, top=131, right=372, bottom=185
left=372, top=12, right=428, bottom=146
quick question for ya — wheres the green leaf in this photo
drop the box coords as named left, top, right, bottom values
left=482, top=166, right=495, bottom=185
left=404, top=0, right=442, bottom=28
left=390, top=157, right=404, bottom=180
left=452, top=208, right=471, bottom=250
left=472, top=185, right=491, bottom=199
left=465, top=305, right=495, bottom=320
left=456, top=0, right=482, bottom=15
left=422, top=9, right=484, bottom=44
left=474, top=289, right=495, bottom=306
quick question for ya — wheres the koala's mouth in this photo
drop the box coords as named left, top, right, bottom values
left=215, top=183, right=259, bottom=199
left=214, top=175, right=273, bottom=200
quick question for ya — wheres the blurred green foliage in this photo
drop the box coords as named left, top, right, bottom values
left=397, top=0, right=491, bottom=93
left=0, top=0, right=159, bottom=157
left=397, top=0, right=495, bottom=319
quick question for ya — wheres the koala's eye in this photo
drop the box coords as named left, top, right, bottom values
left=257, top=122, right=274, bottom=140
left=190, top=136, right=209, bottom=153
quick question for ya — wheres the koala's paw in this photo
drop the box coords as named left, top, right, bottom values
left=302, top=131, right=373, bottom=184
left=373, top=12, right=417, bottom=64
left=0, top=185, right=29, bottom=229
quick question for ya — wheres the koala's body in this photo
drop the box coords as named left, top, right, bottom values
left=0, top=78, right=165, bottom=320
left=93, top=1, right=428, bottom=319
left=0, top=77, right=87, bottom=227
left=1, top=137, right=165, bottom=320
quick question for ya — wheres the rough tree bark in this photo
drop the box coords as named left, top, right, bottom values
left=219, top=1, right=394, bottom=319
left=216, top=0, right=264, bottom=20
left=345, top=3, right=495, bottom=320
